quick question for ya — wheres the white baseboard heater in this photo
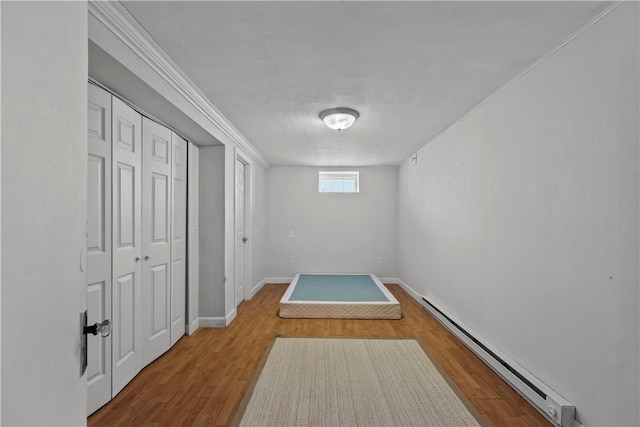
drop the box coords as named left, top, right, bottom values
left=421, top=296, right=576, bottom=427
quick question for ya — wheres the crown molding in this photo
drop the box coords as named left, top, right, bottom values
left=88, top=0, right=270, bottom=169
left=414, top=1, right=624, bottom=159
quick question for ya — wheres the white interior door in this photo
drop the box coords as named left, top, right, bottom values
left=87, top=84, right=112, bottom=414
left=187, top=143, right=199, bottom=335
left=170, top=132, right=187, bottom=346
left=235, top=159, right=246, bottom=305
left=111, top=97, right=143, bottom=397
left=141, top=117, right=172, bottom=365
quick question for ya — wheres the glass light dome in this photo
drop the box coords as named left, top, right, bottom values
left=319, top=108, right=359, bottom=131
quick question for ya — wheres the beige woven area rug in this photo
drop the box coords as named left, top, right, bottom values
left=234, top=337, right=485, bottom=426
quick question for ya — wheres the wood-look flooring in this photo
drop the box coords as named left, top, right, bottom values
left=88, top=284, right=549, bottom=427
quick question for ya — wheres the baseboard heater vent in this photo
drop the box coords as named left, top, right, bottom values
left=421, top=296, right=576, bottom=427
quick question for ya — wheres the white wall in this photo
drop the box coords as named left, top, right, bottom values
left=198, top=146, right=268, bottom=321
left=250, top=163, right=268, bottom=292
left=199, top=146, right=226, bottom=319
left=266, top=166, right=397, bottom=278
left=397, top=4, right=639, bottom=426
left=1, top=2, right=88, bottom=425
left=224, top=145, right=236, bottom=318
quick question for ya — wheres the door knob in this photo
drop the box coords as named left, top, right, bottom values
left=80, top=312, right=111, bottom=377
left=135, top=256, right=141, bottom=262
left=144, top=254, right=151, bottom=261
left=84, top=319, right=111, bottom=337
left=242, top=237, right=248, bottom=243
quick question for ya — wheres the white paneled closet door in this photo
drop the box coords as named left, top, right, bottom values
left=141, top=117, right=172, bottom=366
left=87, top=84, right=113, bottom=414
left=87, top=85, right=193, bottom=411
left=111, top=97, right=143, bottom=397
left=171, top=133, right=187, bottom=345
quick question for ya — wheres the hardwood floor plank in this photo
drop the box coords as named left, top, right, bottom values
left=88, top=284, right=549, bottom=426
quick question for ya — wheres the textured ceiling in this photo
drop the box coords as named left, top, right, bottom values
left=123, top=1, right=611, bottom=166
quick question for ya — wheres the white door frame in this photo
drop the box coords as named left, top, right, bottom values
left=235, top=154, right=252, bottom=305
left=186, top=143, right=200, bottom=334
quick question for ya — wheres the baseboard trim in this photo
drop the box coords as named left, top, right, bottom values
left=226, top=308, right=237, bottom=326
left=187, top=318, right=199, bottom=335
left=250, top=278, right=267, bottom=298
left=199, top=317, right=226, bottom=328
left=265, top=277, right=294, bottom=284
left=420, top=292, right=575, bottom=427
left=380, top=277, right=422, bottom=303
left=198, top=309, right=237, bottom=328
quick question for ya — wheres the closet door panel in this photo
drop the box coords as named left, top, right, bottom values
left=151, top=264, right=168, bottom=335
left=171, top=133, right=187, bottom=345
left=87, top=84, right=112, bottom=415
left=141, top=117, right=172, bottom=365
left=114, top=273, right=136, bottom=357
left=111, top=97, right=143, bottom=397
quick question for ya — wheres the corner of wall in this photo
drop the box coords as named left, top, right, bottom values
left=188, top=318, right=200, bottom=335
left=225, top=308, right=237, bottom=326
left=250, top=279, right=267, bottom=299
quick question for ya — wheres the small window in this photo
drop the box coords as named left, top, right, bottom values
left=319, top=171, right=359, bottom=193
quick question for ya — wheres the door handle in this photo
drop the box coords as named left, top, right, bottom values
left=144, top=254, right=151, bottom=261
left=135, top=256, right=141, bottom=262
left=80, top=311, right=111, bottom=377
left=242, top=237, right=248, bottom=244
left=84, top=319, right=111, bottom=337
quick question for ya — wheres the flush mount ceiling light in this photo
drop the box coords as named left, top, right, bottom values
left=319, top=107, right=359, bottom=131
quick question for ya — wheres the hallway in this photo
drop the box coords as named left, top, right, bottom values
left=89, top=284, right=547, bottom=426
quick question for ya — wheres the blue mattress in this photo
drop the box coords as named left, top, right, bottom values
left=289, top=274, right=389, bottom=302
